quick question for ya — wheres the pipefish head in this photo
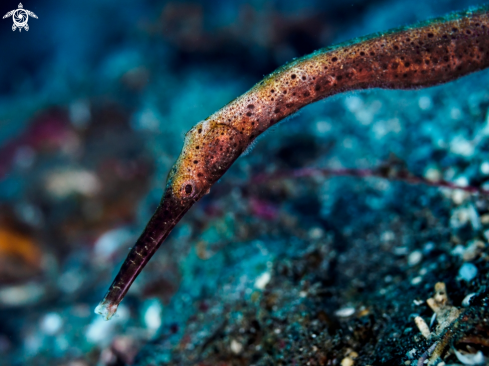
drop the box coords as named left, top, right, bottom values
left=96, top=120, right=246, bottom=320
left=167, top=119, right=247, bottom=195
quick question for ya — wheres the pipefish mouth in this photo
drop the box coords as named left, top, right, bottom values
left=96, top=4, right=489, bottom=320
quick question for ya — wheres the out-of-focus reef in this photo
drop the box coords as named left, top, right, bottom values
left=0, top=0, right=489, bottom=365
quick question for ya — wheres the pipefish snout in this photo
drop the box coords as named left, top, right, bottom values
left=96, top=5, right=489, bottom=320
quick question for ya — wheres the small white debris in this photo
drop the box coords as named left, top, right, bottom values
left=480, top=214, right=489, bottom=225
left=406, top=348, right=417, bottom=359
left=451, top=245, right=465, bottom=257
left=423, top=242, right=435, bottom=254
left=335, top=307, right=355, bottom=317
left=452, top=189, right=469, bottom=205
left=451, top=207, right=472, bottom=228
left=429, top=313, right=437, bottom=329
left=94, top=228, right=134, bottom=262
left=411, top=276, right=423, bottom=285
left=58, top=270, right=84, bottom=294
left=408, top=251, right=423, bottom=266
left=424, top=166, right=442, bottom=182
left=414, top=316, right=430, bottom=339
left=344, top=96, right=364, bottom=113
left=458, top=263, right=478, bottom=282
left=315, top=120, right=332, bottom=135
left=462, top=293, right=476, bottom=307
left=418, top=96, right=433, bottom=110
left=481, top=161, right=489, bottom=175
left=453, top=348, right=487, bottom=365
left=413, top=299, right=424, bottom=306
left=0, top=283, right=44, bottom=306
left=254, top=272, right=271, bottom=290
left=45, top=169, right=101, bottom=198
left=381, top=231, right=395, bottom=242
left=308, top=227, right=325, bottom=239
left=467, top=205, right=481, bottom=231
left=230, top=339, right=243, bottom=354
left=454, top=176, right=469, bottom=187
left=450, top=136, right=474, bottom=156
left=144, top=300, right=162, bottom=332
left=40, top=313, right=63, bottom=335
left=462, top=240, right=486, bottom=262
left=356, top=109, right=374, bottom=126
left=341, top=356, right=355, bottom=366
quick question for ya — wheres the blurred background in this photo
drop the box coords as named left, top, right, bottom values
left=1, top=0, right=489, bottom=365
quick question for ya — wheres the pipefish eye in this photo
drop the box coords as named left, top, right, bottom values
left=181, top=180, right=197, bottom=198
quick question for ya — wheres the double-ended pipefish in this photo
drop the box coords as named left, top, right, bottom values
left=96, top=5, right=489, bottom=320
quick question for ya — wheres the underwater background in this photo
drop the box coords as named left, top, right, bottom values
left=1, top=0, right=489, bottom=365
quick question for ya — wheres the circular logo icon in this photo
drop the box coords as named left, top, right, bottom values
left=3, top=3, right=38, bottom=32
left=13, top=9, right=28, bottom=28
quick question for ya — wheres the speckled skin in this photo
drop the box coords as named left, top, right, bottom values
left=97, top=6, right=489, bottom=319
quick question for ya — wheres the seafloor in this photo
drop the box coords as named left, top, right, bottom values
left=0, top=0, right=488, bottom=365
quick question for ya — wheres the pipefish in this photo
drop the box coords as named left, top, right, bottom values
left=96, top=4, right=489, bottom=320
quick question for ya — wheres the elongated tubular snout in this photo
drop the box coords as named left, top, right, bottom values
left=95, top=191, right=191, bottom=320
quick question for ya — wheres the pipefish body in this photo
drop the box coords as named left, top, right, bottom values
left=96, top=5, right=489, bottom=320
